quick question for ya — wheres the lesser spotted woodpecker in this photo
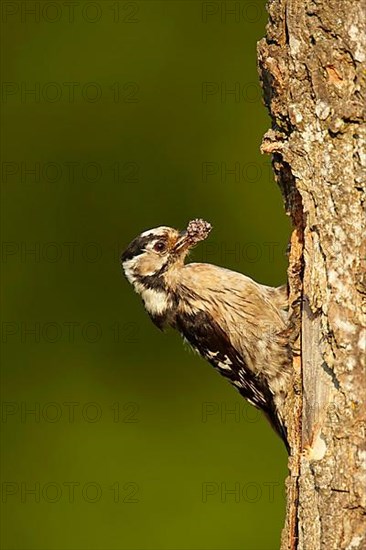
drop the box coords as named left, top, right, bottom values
left=121, top=219, right=291, bottom=450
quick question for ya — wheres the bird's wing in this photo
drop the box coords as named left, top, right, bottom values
left=179, top=263, right=288, bottom=375
left=175, top=307, right=273, bottom=412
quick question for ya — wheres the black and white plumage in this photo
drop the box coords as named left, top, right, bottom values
left=121, top=219, right=291, bottom=450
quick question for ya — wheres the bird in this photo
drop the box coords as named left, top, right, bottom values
left=121, top=219, right=291, bottom=450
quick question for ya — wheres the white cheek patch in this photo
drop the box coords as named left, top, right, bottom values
left=140, top=267, right=158, bottom=277
left=123, top=253, right=166, bottom=280
left=122, top=258, right=139, bottom=284
left=140, top=287, right=169, bottom=315
left=138, top=254, right=165, bottom=277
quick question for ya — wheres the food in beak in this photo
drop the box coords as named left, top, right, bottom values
left=174, top=219, right=212, bottom=253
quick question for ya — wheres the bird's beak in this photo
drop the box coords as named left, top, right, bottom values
left=172, top=231, right=191, bottom=255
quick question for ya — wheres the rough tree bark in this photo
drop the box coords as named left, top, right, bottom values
left=257, top=1, right=365, bottom=549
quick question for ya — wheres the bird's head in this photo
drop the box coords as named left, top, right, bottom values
left=121, top=219, right=212, bottom=290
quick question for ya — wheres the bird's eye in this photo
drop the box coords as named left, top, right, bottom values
left=154, top=241, right=166, bottom=253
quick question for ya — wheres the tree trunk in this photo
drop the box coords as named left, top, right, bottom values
left=257, top=1, right=366, bottom=549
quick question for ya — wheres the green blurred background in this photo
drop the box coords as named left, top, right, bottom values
left=1, top=1, right=291, bottom=549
